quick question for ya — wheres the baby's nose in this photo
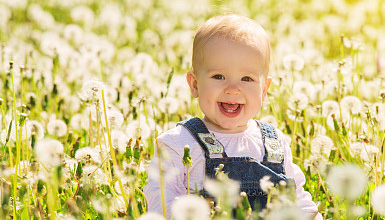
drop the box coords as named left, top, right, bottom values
left=224, top=83, right=240, bottom=95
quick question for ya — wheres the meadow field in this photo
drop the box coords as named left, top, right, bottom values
left=0, top=0, right=385, bottom=219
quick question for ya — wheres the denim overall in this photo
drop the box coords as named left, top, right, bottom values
left=178, top=117, right=290, bottom=210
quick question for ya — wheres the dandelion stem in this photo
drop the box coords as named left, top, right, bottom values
left=156, top=139, right=167, bottom=218
left=101, top=90, right=129, bottom=207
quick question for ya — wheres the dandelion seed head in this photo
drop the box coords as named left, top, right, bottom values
left=78, top=80, right=106, bottom=103
left=341, top=95, right=362, bottom=115
left=158, top=97, right=179, bottom=114
left=360, top=144, right=379, bottom=162
left=71, top=5, right=94, bottom=27
left=35, top=138, right=64, bottom=167
left=304, top=154, right=329, bottom=174
left=283, top=53, right=305, bottom=71
left=287, top=93, right=308, bottom=111
left=101, top=108, right=124, bottom=128
left=172, top=195, right=210, bottom=220
left=138, top=212, right=166, bottom=220
left=204, top=175, right=239, bottom=206
left=267, top=207, right=308, bottom=220
left=326, top=164, right=367, bottom=201
left=126, top=120, right=151, bottom=140
left=260, top=175, right=274, bottom=193
left=260, top=115, right=278, bottom=127
left=293, top=81, right=315, bottom=101
left=114, top=176, right=135, bottom=195
left=81, top=165, right=109, bottom=185
left=310, top=135, right=334, bottom=157
left=107, top=129, right=129, bottom=154
left=26, top=120, right=44, bottom=140
left=47, top=119, right=67, bottom=137
left=70, top=113, right=89, bottom=130
left=75, top=146, right=101, bottom=164
left=371, top=184, right=385, bottom=215
left=321, top=100, right=339, bottom=117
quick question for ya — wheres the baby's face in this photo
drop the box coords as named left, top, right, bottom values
left=187, top=38, right=271, bottom=133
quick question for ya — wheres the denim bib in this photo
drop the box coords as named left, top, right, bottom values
left=178, top=117, right=290, bottom=210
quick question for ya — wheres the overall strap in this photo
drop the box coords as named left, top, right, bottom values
left=177, top=117, right=228, bottom=159
left=256, top=120, right=284, bottom=163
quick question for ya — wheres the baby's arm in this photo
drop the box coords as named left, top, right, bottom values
left=143, top=141, right=186, bottom=219
left=279, top=131, right=323, bottom=220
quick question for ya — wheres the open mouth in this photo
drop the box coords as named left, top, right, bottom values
left=218, top=102, right=243, bottom=118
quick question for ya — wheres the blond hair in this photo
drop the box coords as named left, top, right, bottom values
left=192, top=14, right=270, bottom=74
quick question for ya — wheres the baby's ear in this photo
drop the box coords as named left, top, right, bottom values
left=186, top=71, right=199, bottom=98
left=262, top=76, right=272, bottom=101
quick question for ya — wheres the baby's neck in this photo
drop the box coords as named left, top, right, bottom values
left=202, top=117, right=250, bottom=134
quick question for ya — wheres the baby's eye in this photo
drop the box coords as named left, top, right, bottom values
left=212, top=74, right=225, bottom=80
left=241, top=76, right=254, bottom=82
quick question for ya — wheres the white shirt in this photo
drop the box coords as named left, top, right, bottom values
left=144, top=119, right=322, bottom=219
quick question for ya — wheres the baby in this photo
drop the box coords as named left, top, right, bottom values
left=144, top=14, right=322, bottom=219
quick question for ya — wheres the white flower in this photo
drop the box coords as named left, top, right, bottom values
left=171, top=195, right=210, bottom=220
left=70, top=113, right=89, bottom=130
left=360, top=144, right=379, bottom=162
left=326, top=164, right=367, bottom=201
left=108, top=130, right=130, bottom=154
left=260, top=176, right=274, bottom=193
left=371, top=184, right=385, bottom=215
left=321, top=100, right=339, bottom=117
left=78, top=80, right=106, bottom=103
left=267, top=207, right=308, bottom=220
left=75, top=146, right=101, bottom=164
left=293, top=81, right=315, bottom=101
left=283, top=53, right=305, bottom=71
left=304, top=154, right=329, bottom=174
left=101, top=108, right=124, bottom=128
left=340, top=95, right=362, bottom=115
left=204, top=174, right=239, bottom=207
left=71, top=6, right=94, bottom=28
left=260, top=115, right=278, bottom=127
left=126, top=120, right=151, bottom=140
left=287, top=93, right=308, bottom=111
left=158, top=97, right=179, bottom=114
left=81, top=165, right=109, bottom=185
left=138, top=212, right=166, bottom=220
left=310, top=135, right=334, bottom=157
left=35, top=138, right=64, bottom=167
left=47, top=119, right=67, bottom=137
left=26, top=120, right=45, bottom=140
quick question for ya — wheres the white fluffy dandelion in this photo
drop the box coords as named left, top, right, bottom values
left=171, top=195, right=210, bottom=220
left=158, top=97, right=179, bottom=114
left=371, top=184, right=385, bottom=215
left=287, top=93, right=308, bottom=111
left=360, top=144, right=379, bottom=162
left=293, top=81, right=315, bottom=101
left=101, top=108, right=124, bottom=128
left=81, top=165, right=109, bottom=185
left=138, top=212, right=166, bottom=220
left=321, top=100, right=339, bottom=117
left=326, top=164, right=367, bottom=200
left=340, top=95, right=362, bottom=115
left=75, top=146, right=101, bottom=164
left=70, top=113, right=89, bottom=130
left=310, top=135, right=334, bottom=157
left=47, top=119, right=67, bottom=137
left=78, top=80, right=106, bottom=103
left=266, top=207, right=308, bottom=220
left=260, top=115, right=278, bottom=127
left=26, top=120, right=45, bottom=140
left=35, top=138, right=64, bottom=167
left=283, top=53, right=305, bottom=71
